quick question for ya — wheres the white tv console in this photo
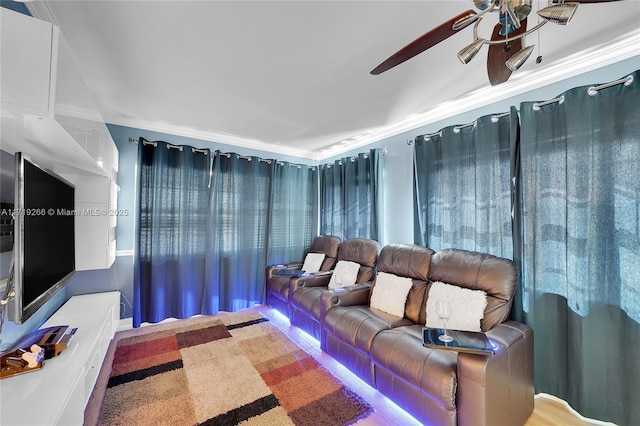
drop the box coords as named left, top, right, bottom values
left=0, top=291, right=120, bottom=425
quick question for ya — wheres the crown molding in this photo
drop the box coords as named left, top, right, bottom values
left=103, top=115, right=318, bottom=161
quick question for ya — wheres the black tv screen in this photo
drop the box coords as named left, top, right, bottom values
left=12, top=153, right=75, bottom=324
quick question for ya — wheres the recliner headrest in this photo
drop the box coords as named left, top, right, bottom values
left=309, top=235, right=341, bottom=271
left=377, top=244, right=435, bottom=281
left=338, top=238, right=380, bottom=283
left=428, top=248, right=518, bottom=301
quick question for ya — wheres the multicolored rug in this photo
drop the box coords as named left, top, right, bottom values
left=94, top=310, right=374, bottom=425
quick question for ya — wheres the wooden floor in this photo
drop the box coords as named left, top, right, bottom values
left=524, top=395, right=615, bottom=426
left=260, top=306, right=614, bottom=426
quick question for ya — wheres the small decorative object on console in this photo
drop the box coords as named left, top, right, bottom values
left=0, top=325, right=77, bottom=379
left=1, top=345, right=45, bottom=378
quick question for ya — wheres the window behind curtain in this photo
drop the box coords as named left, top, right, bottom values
left=519, top=73, right=640, bottom=320
left=413, top=111, right=517, bottom=256
left=135, top=141, right=211, bottom=327
left=319, top=149, right=379, bottom=241
left=135, top=146, right=320, bottom=323
left=267, top=162, right=319, bottom=265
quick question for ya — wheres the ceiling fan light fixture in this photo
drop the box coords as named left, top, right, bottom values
left=537, top=3, right=579, bottom=25
left=371, top=0, right=601, bottom=85
left=452, top=12, right=480, bottom=31
left=458, top=39, right=485, bottom=64
left=501, top=2, right=522, bottom=29
left=473, top=0, right=494, bottom=11
left=506, top=45, right=536, bottom=71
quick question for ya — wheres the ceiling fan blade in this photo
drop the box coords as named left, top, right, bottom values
left=370, top=9, right=477, bottom=75
left=487, top=18, right=528, bottom=86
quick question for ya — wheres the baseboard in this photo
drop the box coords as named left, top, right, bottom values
left=116, top=317, right=133, bottom=332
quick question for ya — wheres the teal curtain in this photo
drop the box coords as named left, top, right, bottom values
left=266, top=161, right=318, bottom=266
left=135, top=146, right=318, bottom=326
left=319, top=149, right=379, bottom=240
left=134, top=140, right=211, bottom=327
left=413, top=109, right=517, bottom=257
left=202, top=153, right=272, bottom=314
left=518, top=71, right=640, bottom=426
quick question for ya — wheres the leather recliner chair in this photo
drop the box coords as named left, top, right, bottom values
left=322, top=243, right=434, bottom=386
left=323, top=245, right=534, bottom=426
left=289, top=238, right=380, bottom=341
left=265, top=235, right=340, bottom=317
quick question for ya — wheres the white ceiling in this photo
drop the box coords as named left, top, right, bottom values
left=28, top=0, right=640, bottom=160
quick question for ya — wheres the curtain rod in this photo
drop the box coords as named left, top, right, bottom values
left=216, top=152, right=306, bottom=168
left=421, top=131, right=442, bottom=141
left=416, top=111, right=513, bottom=141
left=321, top=146, right=387, bottom=166
left=491, top=111, right=511, bottom=122
left=454, top=120, right=477, bottom=133
left=420, top=120, right=477, bottom=141
left=588, top=74, right=634, bottom=96
left=323, top=153, right=371, bottom=168
left=533, top=95, right=565, bottom=111
left=133, top=138, right=308, bottom=167
left=534, top=74, right=634, bottom=111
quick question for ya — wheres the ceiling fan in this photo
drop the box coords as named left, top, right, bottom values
left=371, top=0, right=618, bottom=85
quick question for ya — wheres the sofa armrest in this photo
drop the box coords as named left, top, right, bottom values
left=456, top=321, right=534, bottom=426
left=266, top=262, right=303, bottom=280
left=294, top=272, right=333, bottom=288
left=321, top=283, right=372, bottom=312
left=318, top=283, right=373, bottom=350
left=287, top=273, right=334, bottom=306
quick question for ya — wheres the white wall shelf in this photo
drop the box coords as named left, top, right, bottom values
left=1, top=8, right=118, bottom=270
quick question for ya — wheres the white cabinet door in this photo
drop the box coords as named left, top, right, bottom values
left=0, top=9, right=53, bottom=113
left=75, top=202, right=111, bottom=270
left=60, top=173, right=117, bottom=270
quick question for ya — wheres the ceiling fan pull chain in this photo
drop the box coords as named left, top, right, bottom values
left=504, top=16, right=511, bottom=52
left=536, top=3, right=543, bottom=63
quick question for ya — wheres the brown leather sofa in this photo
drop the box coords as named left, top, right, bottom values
left=289, top=238, right=380, bottom=340
left=265, top=235, right=340, bottom=317
left=322, top=244, right=534, bottom=426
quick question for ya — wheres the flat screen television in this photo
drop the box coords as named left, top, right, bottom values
left=9, top=153, right=75, bottom=324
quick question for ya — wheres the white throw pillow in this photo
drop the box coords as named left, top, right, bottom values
left=328, top=260, right=361, bottom=289
left=425, top=281, right=487, bottom=332
left=370, top=272, right=413, bottom=317
left=301, top=252, right=325, bottom=273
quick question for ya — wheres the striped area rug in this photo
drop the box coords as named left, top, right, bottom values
left=94, top=310, right=374, bottom=425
